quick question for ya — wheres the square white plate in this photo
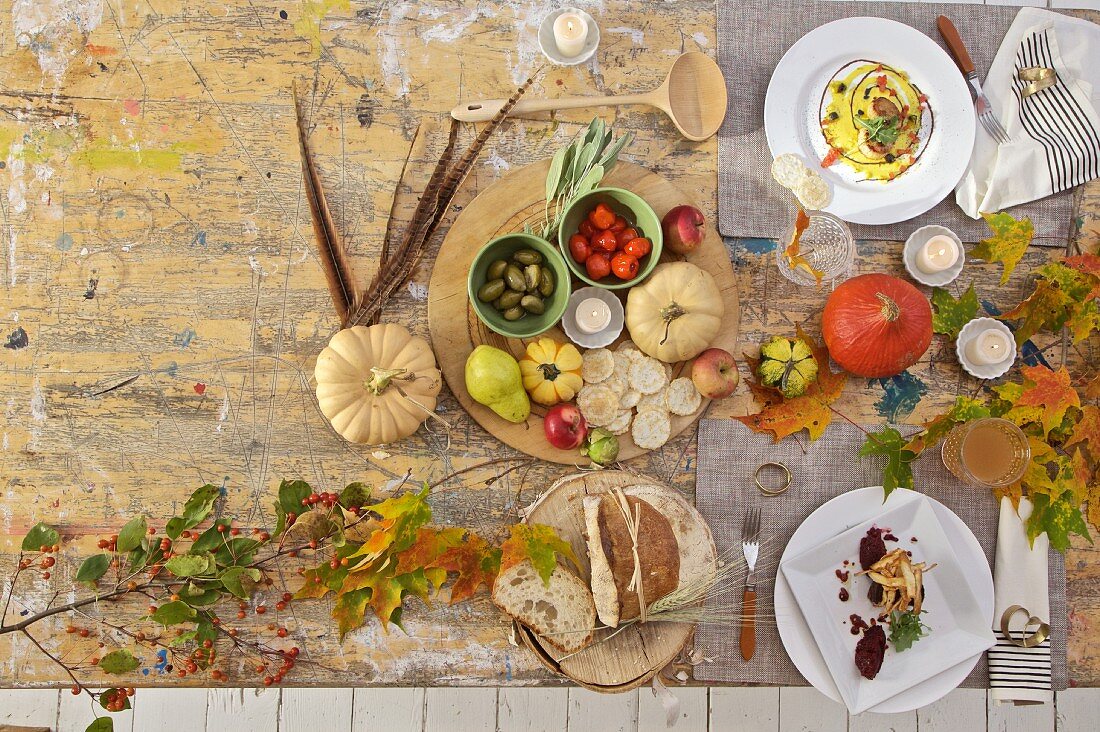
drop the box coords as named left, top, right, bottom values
left=780, top=495, right=995, bottom=715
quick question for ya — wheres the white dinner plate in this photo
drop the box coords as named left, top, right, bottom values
left=781, top=495, right=995, bottom=714
left=774, top=487, right=995, bottom=714
left=764, top=17, right=976, bottom=225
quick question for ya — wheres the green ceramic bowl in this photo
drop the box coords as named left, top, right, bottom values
left=467, top=233, right=571, bottom=339
left=557, top=187, right=663, bottom=290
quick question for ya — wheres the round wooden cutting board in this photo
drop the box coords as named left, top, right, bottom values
left=516, top=470, right=718, bottom=691
left=427, top=160, right=740, bottom=464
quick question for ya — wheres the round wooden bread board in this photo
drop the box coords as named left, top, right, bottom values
left=516, top=470, right=717, bottom=691
left=427, top=160, right=740, bottom=464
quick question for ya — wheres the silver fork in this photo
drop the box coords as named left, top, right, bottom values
left=739, top=506, right=761, bottom=661
left=938, top=15, right=1010, bottom=144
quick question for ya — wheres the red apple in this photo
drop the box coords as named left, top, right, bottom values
left=662, top=204, right=705, bottom=255
left=691, top=348, right=740, bottom=399
left=544, top=403, right=588, bottom=450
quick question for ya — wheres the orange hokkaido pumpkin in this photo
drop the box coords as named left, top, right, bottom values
left=822, top=274, right=932, bottom=378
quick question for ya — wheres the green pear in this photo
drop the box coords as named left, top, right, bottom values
left=465, top=345, right=530, bottom=423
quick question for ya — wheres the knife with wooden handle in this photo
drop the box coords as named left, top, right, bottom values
left=740, top=589, right=757, bottom=661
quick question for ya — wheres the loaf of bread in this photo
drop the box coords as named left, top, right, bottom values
left=492, top=558, right=596, bottom=654
left=583, top=493, right=680, bottom=627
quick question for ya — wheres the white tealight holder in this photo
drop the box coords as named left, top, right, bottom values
left=904, top=225, right=965, bottom=287
left=538, top=8, right=600, bottom=66
left=562, top=287, right=624, bottom=349
left=956, top=317, right=1017, bottom=379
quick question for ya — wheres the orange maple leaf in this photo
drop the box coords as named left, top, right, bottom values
left=734, top=327, right=847, bottom=442
left=430, top=533, right=502, bottom=604
left=1012, top=365, right=1081, bottom=436
left=1063, top=254, right=1100, bottom=300
left=1066, top=405, right=1100, bottom=456
left=393, top=527, right=466, bottom=577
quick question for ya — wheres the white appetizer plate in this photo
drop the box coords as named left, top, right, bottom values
left=774, top=487, right=995, bottom=714
left=764, top=17, right=976, bottom=225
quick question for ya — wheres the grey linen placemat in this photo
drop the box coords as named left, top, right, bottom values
left=717, top=0, right=1075, bottom=243
left=693, top=419, right=1068, bottom=690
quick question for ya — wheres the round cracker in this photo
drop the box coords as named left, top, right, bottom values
left=602, top=374, right=627, bottom=398
left=666, top=377, right=702, bottom=416
left=628, top=357, right=668, bottom=395
left=636, top=390, right=669, bottom=414
left=606, top=409, right=633, bottom=435
left=616, top=340, right=638, bottom=353
left=576, top=384, right=619, bottom=426
left=794, top=173, right=831, bottom=211
left=581, top=348, right=614, bottom=383
left=771, top=153, right=810, bottom=189
left=631, top=409, right=671, bottom=450
left=620, top=389, right=641, bottom=409
left=612, top=350, right=633, bottom=375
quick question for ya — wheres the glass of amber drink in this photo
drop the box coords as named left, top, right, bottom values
left=941, top=418, right=1030, bottom=488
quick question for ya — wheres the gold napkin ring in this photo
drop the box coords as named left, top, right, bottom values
left=755, top=462, right=792, bottom=496
left=1019, top=67, right=1057, bottom=98
left=1000, top=605, right=1051, bottom=648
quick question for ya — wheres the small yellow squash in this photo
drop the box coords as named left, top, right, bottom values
left=314, top=324, right=442, bottom=445
left=518, top=337, right=584, bottom=406
left=625, top=262, right=725, bottom=362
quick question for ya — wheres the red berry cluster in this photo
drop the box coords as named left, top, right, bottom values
left=100, top=687, right=134, bottom=711
left=261, top=646, right=300, bottom=686
left=301, top=492, right=340, bottom=509
left=20, top=543, right=60, bottom=580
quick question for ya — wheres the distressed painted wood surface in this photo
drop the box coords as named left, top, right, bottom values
left=0, top=0, right=1097, bottom=690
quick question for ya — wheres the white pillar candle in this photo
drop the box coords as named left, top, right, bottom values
left=966, top=328, right=1013, bottom=366
left=915, top=234, right=960, bottom=274
left=574, top=297, right=611, bottom=334
left=553, top=12, right=588, bottom=58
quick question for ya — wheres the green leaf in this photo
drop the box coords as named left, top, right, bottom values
left=888, top=610, right=929, bottom=652
left=165, top=553, right=213, bottom=577
left=572, top=164, right=604, bottom=198
left=98, top=649, right=140, bottom=674
left=571, top=139, right=600, bottom=184
left=859, top=427, right=916, bottom=499
left=333, top=587, right=372, bottom=639
left=1027, top=491, right=1092, bottom=552
left=21, top=522, right=59, bottom=552
left=115, top=516, right=147, bottom=553
left=598, top=131, right=634, bottom=170
left=190, top=519, right=232, bottom=553
left=340, top=482, right=371, bottom=511
left=149, top=600, right=197, bottom=626
left=213, top=538, right=261, bottom=567
left=582, top=117, right=605, bottom=149
left=194, top=618, right=218, bottom=644
left=278, top=479, right=312, bottom=515
left=500, top=523, right=579, bottom=587
left=971, top=212, right=1034, bottom=285
left=86, top=718, right=113, bottom=732
left=98, top=688, right=131, bottom=711
left=545, top=144, right=569, bottom=202
left=931, top=284, right=979, bottom=338
left=76, top=554, right=111, bottom=585
left=274, top=501, right=287, bottom=538
left=219, top=566, right=261, bottom=599
left=166, top=484, right=220, bottom=540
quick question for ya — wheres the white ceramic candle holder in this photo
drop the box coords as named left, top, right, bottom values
left=538, top=8, right=599, bottom=66
left=904, top=225, right=965, bottom=287
left=956, top=317, right=1016, bottom=379
left=562, top=287, right=624, bottom=348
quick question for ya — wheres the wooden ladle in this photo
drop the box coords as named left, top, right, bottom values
left=450, top=52, right=728, bottom=141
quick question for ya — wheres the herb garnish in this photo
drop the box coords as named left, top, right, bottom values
left=888, top=610, right=929, bottom=652
left=855, top=115, right=901, bottom=147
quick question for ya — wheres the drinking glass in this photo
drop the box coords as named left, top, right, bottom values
left=941, top=417, right=1030, bottom=488
left=775, top=210, right=856, bottom=286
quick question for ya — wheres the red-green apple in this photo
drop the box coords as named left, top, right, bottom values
left=662, top=204, right=705, bottom=255
left=544, top=403, right=588, bottom=450
left=691, top=348, right=739, bottom=399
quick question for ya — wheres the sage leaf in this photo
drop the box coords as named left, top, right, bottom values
left=76, top=554, right=111, bottom=585
left=149, top=600, right=197, bottom=626
left=115, top=516, right=146, bottom=553
left=572, top=139, right=599, bottom=184
left=545, top=145, right=569, bottom=202
left=573, top=163, right=605, bottom=197
left=599, top=131, right=634, bottom=170
left=583, top=117, right=605, bottom=148
left=21, top=522, right=59, bottom=552
left=98, top=649, right=140, bottom=674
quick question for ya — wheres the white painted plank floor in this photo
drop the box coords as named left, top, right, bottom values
left=1, top=687, right=1098, bottom=731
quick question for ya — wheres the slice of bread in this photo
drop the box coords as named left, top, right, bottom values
left=492, top=559, right=596, bottom=654
left=583, top=495, right=622, bottom=627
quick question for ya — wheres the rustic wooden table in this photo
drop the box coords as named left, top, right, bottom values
left=0, top=0, right=1096, bottom=689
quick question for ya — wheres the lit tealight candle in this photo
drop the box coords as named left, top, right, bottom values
left=553, top=11, right=588, bottom=58
left=916, top=234, right=960, bottom=274
left=575, top=297, right=611, bottom=334
left=966, top=328, right=1013, bottom=366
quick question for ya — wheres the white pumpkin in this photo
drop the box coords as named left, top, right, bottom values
left=625, top=262, right=724, bottom=362
left=314, top=324, right=442, bottom=445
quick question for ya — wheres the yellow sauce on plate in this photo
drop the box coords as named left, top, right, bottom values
left=818, top=60, right=933, bottom=182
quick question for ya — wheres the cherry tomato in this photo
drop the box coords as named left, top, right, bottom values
left=623, top=237, right=651, bottom=259
left=593, top=229, right=619, bottom=253
left=609, top=215, right=628, bottom=233
left=578, top=219, right=596, bottom=238
left=588, top=203, right=616, bottom=230
left=615, top=227, right=639, bottom=248
left=611, top=252, right=640, bottom=280
left=568, top=234, right=591, bottom=263
left=585, top=252, right=611, bottom=280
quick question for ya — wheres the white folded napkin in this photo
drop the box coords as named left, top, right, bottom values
left=989, top=496, right=1052, bottom=706
left=956, top=8, right=1100, bottom=217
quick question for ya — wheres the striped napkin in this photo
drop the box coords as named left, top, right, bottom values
left=956, top=8, right=1100, bottom=217
left=989, top=496, right=1053, bottom=705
